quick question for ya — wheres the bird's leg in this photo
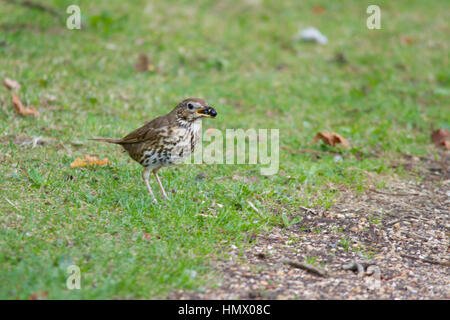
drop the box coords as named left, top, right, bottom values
left=153, top=168, right=170, bottom=201
left=142, top=168, right=157, bottom=202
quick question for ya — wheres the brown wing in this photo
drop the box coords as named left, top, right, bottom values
left=118, top=115, right=170, bottom=144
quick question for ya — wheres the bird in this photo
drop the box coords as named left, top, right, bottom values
left=91, top=98, right=217, bottom=201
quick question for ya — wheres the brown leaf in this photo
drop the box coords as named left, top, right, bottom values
left=333, top=52, right=348, bottom=65
left=431, top=129, right=450, bottom=150
left=12, top=93, right=39, bottom=117
left=70, top=155, right=110, bottom=168
left=29, top=291, right=48, bottom=300
left=134, top=53, right=155, bottom=72
left=3, top=77, right=21, bottom=91
left=84, top=155, right=109, bottom=165
left=312, top=5, right=325, bottom=14
left=142, top=232, right=151, bottom=240
left=400, top=36, right=413, bottom=45
left=70, top=157, right=87, bottom=168
left=314, top=132, right=349, bottom=148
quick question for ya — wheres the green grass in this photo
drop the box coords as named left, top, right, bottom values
left=0, top=0, right=448, bottom=299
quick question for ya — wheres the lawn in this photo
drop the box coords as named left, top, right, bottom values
left=0, top=0, right=448, bottom=299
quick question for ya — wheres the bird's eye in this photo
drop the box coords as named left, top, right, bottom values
left=187, top=103, right=194, bottom=110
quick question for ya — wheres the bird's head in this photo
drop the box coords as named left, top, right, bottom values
left=173, top=98, right=217, bottom=124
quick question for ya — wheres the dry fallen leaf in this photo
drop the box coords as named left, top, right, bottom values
left=333, top=52, right=348, bottom=65
left=142, top=232, right=151, bottom=240
left=134, top=53, right=155, bottom=72
left=400, top=35, right=413, bottom=45
left=70, top=155, right=109, bottom=168
left=314, top=132, right=349, bottom=148
left=12, top=93, right=39, bottom=117
left=312, top=5, right=325, bottom=14
left=70, top=158, right=87, bottom=168
left=29, top=291, right=48, bottom=300
left=431, top=128, right=450, bottom=150
left=84, top=155, right=109, bottom=165
left=3, top=77, right=21, bottom=91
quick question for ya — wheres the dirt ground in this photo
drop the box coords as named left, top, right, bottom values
left=170, top=152, right=449, bottom=299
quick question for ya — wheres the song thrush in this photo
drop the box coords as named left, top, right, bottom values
left=91, top=98, right=217, bottom=201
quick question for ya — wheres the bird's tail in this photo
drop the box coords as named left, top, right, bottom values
left=90, top=138, right=122, bottom=144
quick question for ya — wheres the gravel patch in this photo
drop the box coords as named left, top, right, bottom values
left=170, top=153, right=449, bottom=299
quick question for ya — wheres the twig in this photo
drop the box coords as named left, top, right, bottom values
left=299, top=205, right=317, bottom=215
left=404, top=232, right=428, bottom=241
left=343, top=262, right=365, bottom=276
left=4, top=197, right=20, bottom=212
left=343, top=260, right=377, bottom=276
left=247, top=200, right=262, bottom=216
left=282, top=147, right=340, bottom=157
left=282, top=258, right=328, bottom=277
left=387, top=218, right=402, bottom=226
left=387, top=213, right=430, bottom=226
left=369, top=188, right=419, bottom=197
left=401, top=254, right=450, bottom=267
left=3, top=0, right=64, bottom=19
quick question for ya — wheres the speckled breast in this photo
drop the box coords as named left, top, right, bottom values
left=139, top=123, right=201, bottom=169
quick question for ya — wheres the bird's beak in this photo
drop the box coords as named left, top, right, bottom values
left=195, top=106, right=217, bottom=118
